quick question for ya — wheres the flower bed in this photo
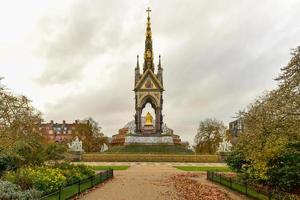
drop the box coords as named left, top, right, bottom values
left=2, top=163, right=95, bottom=195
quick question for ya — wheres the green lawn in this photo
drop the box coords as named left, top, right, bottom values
left=174, top=166, right=231, bottom=172
left=92, top=166, right=130, bottom=170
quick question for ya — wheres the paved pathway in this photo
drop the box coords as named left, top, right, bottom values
left=81, top=164, right=178, bottom=200
left=80, top=163, right=249, bottom=200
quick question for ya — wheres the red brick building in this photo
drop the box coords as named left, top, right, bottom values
left=40, top=120, right=78, bottom=143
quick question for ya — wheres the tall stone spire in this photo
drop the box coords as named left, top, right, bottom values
left=135, top=55, right=140, bottom=84
left=157, top=55, right=163, bottom=85
left=136, top=54, right=140, bottom=69
left=158, top=54, right=161, bottom=69
left=143, top=7, right=154, bottom=72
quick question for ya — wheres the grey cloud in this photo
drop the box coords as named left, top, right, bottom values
left=44, top=61, right=134, bottom=135
left=35, top=1, right=133, bottom=85
left=40, top=0, right=300, bottom=144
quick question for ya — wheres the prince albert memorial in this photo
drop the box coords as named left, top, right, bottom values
left=110, top=9, right=187, bottom=148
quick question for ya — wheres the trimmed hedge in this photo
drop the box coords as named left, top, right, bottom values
left=82, top=153, right=220, bottom=162
left=106, top=145, right=193, bottom=154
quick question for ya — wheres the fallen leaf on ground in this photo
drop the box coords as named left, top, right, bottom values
left=168, top=173, right=231, bottom=200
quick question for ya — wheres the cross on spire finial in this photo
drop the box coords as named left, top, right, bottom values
left=146, top=7, right=151, bottom=18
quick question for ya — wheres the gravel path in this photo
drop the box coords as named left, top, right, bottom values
left=80, top=164, right=249, bottom=200
left=81, top=164, right=178, bottom=200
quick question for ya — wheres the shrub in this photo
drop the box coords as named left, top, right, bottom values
left=0, top=150, right=22, bottom=177
left=75, top=164, right=95, bottom=177
left=0, top=180, right=41, bottom=200
left=225, top=149, right=250, bottom=173
left=83, top=153, right=219, bottom=162
left=28, top=167, right=66, bottom=194
left=3, top=168, right=34, bottom=190
left=14, top=140, right=45, bottom=166
left=267, top=142, right=300, bottom=191
left=227, top=142, right=300, bottom=192
left=106, top=145, right=193, bottom=154
left=55, top=163, right=95, bottom=184
left=271, top=192, right=299, bottom=200
left=43, top=143, right=67, bottom=162
left=55, top=163, right=84, bottom=184
left=3, top=164, right=95, bottom=194
left=4, top=167, right=67, bottom=194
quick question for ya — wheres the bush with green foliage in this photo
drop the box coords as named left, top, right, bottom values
left=0, top=142, right=67, bottom=178
left=225, top=149, right=250, bottom=173
left=0, top=149, right=22, bottom=177
left=3, top=163, right=95, bottom=194
left=0, top=180, right=41, bottom=200
left=43, top=143, right=67, bottom=162
left=30, top=167, right=66, bottom=194
left=54, top=163, right=95, bottom=184
left=74, top=164, right=95, bottom=177
left=3, top=167, right=33, bottom=190
left=267, top=142, right=300, bottom=191
left=4, top=167, right=66, bottom=194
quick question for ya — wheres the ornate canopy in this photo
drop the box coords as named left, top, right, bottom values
left=133, top=8, right=164, bottom=135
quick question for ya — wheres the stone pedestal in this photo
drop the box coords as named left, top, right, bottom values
left=124, top=135, right=174, bottom=145
left=142, top=124, right=156, bottom=135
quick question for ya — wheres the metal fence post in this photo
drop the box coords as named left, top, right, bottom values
left=219, top=174, right=221, bottom=184
left=212, top=172, right=214, bottom=181
left=78, top=180, right=81, bottom=195
left=207, top=171, right=209, bottom=180
left=206, top=171, right=209, bottom=180
left=58, top=186, right=62, bottom=200
left=230, top=177, right=232, bottom=189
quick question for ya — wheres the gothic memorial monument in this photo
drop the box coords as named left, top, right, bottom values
left=134, top=8, right=164, bottom=135
left=111, top=8, right=187, bottom=147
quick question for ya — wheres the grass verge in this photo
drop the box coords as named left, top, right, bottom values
left=174, top=166, right=231, bottom=172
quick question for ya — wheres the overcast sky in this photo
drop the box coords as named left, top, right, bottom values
left=1, top=0, right=300, bottom=144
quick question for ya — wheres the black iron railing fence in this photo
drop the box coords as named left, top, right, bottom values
left=207, top=171, right=297, bottom=200
left=40, top=169, right=113, bottom=200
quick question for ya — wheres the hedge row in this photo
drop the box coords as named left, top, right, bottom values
left=106, top=145, right=193, bottom=154
left=82, top=154, right=220, bottom=162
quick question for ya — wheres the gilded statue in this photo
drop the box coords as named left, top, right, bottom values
left=145, top=112, right=153, bottom=125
